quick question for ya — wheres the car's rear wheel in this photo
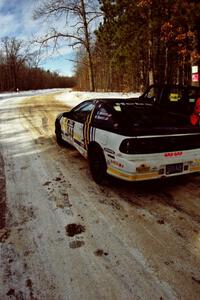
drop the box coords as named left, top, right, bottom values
left=88, top=144, right=107, bottom=184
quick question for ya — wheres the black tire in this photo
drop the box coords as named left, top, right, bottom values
left=55, top=119, right=68, bottom=147
left=88, top=145, right=107, bottom=184
left=56, top=129, right=65, bottom=146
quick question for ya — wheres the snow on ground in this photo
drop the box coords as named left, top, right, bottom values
left=0, top=88, right=140, bottom=107
left=56, top=90, right=141, bottom=107
left=1, top=90, right=200, bottom=299
left=0, top=88, right=67, bottom=101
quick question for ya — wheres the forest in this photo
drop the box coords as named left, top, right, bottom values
left=0, top=0, right=199, bottom=92
left=75, top=0, right=200, bottom=91
left=0, top=37, right=75, bottom=92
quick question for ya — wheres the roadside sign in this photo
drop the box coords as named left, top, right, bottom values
left=192, top=73, right=199, bottom=82
left=192, top=66, right=198, bottom=73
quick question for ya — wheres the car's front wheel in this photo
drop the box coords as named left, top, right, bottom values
left=88, top=144, right=107, bottom=184
left=55, top=129, right=65, bottom=146
left=55, top=118, right=68, bottom=146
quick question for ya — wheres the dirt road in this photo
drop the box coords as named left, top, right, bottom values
left=0, top=92, right=200, bottom=300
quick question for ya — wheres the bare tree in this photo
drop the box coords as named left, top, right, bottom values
left=0, top=37, right=46, bottom=91
left=1, top=37, right=31, bottom=90
left=33, top=0, right=101, bottom=91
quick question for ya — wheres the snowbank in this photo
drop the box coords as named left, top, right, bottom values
left=56, top=90, right=141, bottom=108
left=0, top=88, right=141, bottom=107
left=0, top=88, right=64, bottom=101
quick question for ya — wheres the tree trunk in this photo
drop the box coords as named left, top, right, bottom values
left=164, top=46, right=168, bottom=83
left=148, top=39, right=154, bottom=85
left=80, top=0, right=95, bottom=91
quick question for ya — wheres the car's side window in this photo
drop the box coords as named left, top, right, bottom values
left=94, top=107, right=115, bottom=127
left=70, top=102, right=95, bottom=123
left=142, top=85, right=159, bottom=102
left=147, top=86, right=157, bottom=99
left=188, top=88, right=199, bottom=103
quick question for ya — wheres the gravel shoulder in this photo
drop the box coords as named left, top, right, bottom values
left=0, top=92, right=200, bottom=300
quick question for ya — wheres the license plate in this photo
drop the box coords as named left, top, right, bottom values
left=166, top=163, right=183, bottom=175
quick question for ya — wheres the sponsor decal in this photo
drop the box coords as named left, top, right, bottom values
left=67, top=119, right=75, bottom=138
left=152, top=167, right=158, bottom=171
left=164, top=152, right=183, bottom=157
left=74, top=138, right=85, bottom=149
left=107, top=154, right=115, bottom=159
left=104, top=148, right=115, bottom=155
left=107, top=167, right=158, bottom=181
left=169, top=93, right=181, bottom=102
left=111, top=160, right=124, bottom=168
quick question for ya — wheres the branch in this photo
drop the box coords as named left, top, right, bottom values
left=66, top=58, right=89, bottom=67
left=33, top=2, right=80, bottom=19
left=36, top=32, right=85, bottom=47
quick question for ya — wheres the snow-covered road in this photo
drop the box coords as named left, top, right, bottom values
left=0, top=88, right=65, bottom=101
left=0, top=90, right=200, bottom=300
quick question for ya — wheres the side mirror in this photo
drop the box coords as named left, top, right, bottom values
left=63, top=111, right=70, bottom=117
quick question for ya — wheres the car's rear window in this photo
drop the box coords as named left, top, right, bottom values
left=112, top=102, right=155, bottom=123
left=111, top=101, right=189, bottom=127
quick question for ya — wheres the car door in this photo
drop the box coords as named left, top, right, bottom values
left=91, top=103, right=120, bottom=150
left=64, top=101, right=95, bottom=157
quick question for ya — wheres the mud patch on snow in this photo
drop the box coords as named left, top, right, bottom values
left=46, top=176, right=72, bottom=209
left=16, top=204, right=37, bottom=225
left=175, top=230, right=185, bottom=239
left=157, top=219, right=165, bottom=225
left=0, top=228, right=10, bottom=243
left=117, top=180, right=200, bottom=224
left=55, top=176, right=62, bottom=182
left=192, top=276, right=200, bottom=285
left=56, top=196, right=70, bottom=209
left=43, top=181, right=51, bottom=186
left=94, top=249, right=109, bottom=257
left=6, top=288, right=15, bottom=296
left=6, top=288, right=30, bottom=299
left=65, top=224, right=85, bottom=237
left=99, top=198, right=121, bottom=210
left=155, top=191, right=200, bottom=224
left=69, top=240, right=85, bottom=249
left=26, top=278, right=35, bottom=299
left=42, top=116, right=48, bottom=130
left=21, top=165, right=29, bottom=170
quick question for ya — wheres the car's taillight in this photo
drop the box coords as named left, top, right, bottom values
left=120, top=138, right=137, bottom=154
left=120, top=134, right=200, bottom=154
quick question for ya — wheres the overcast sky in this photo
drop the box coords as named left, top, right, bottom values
left=0, top=0, right=75, bottom=76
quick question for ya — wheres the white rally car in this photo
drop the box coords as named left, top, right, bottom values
left=55, top=98, right=200, bottom=183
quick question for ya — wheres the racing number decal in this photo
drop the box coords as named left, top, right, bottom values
left=66, top=119, right=75, bottom=139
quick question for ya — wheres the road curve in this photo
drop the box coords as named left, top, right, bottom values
left=0, top=92, right=200, bottom=300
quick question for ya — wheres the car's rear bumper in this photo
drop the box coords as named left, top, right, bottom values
left=106, top=149, right=200, bottom=181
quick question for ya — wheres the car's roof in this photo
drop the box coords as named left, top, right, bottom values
left=79, top=97, right=140, bottom=106
left=91, top=97, right=138, bottom=102
left=149, top=83, right=199, bottom=89
left=81, top=97, right=153, bottom=110
left=102, top=98, right=139, bottom=103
